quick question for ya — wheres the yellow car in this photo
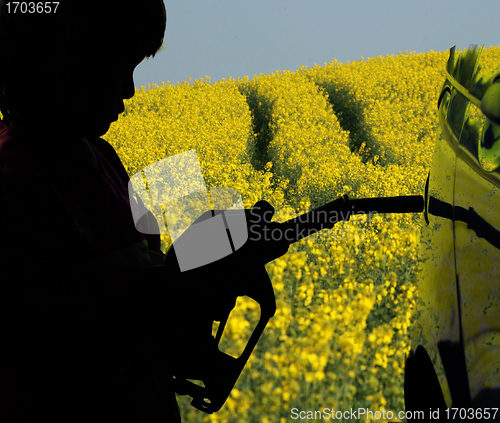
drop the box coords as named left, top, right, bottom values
left=405, top=45, right=500, bottom=416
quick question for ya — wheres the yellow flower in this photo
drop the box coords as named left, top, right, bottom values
left=105, top=46, right=500, bottom=423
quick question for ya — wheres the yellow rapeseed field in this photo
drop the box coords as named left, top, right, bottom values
left=104, top=46, right=500, bottom=422
left=15, top=46, right=499, bottom=422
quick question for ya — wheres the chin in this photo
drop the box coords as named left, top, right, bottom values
left=85, top=120, right=113, bottom=138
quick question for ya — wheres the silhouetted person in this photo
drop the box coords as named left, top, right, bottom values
left=0, top=1, right=177, bottom=421
left=0, top=1, right=292, bottom=421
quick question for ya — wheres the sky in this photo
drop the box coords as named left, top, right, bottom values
left=133, top=0, right=500, bottom=91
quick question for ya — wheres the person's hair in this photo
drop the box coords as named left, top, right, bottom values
left=0, top=0, right=166, bottom=127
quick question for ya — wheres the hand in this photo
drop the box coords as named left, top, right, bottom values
left=139, top=199, right=289, bottom=376
left=161, top=199, right=288, bottom=316
left=139, top=259, right=266, bottom=380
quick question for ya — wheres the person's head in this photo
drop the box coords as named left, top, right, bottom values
left=0, top=0, right=166, bottom=139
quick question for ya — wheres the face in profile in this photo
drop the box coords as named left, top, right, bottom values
left=7, top=46, right=144, bottom=142
left=1, top=0, right=166, bottom=143
left=65, top=51, right=144, bottom=138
